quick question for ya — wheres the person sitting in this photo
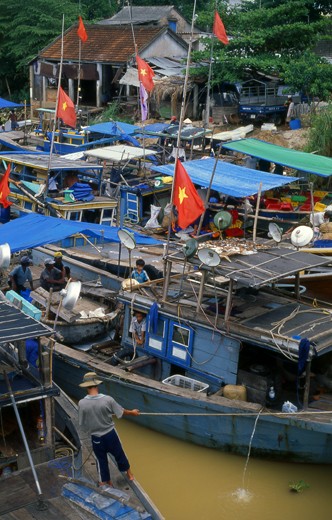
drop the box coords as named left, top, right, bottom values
left=53, top=251, right=70, bottom=279
left=129, top=312, right=146, bottom=346
left=131, top=259, right=149, bottom=284
left=9, top=256, right=34, bottom=295
left=40, top=258, right=66, bottom=291
left=310, top=210, right=332, bottom=229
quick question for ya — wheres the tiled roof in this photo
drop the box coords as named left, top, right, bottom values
left=98, top=6, right=175, bottom=25
left=40, top=25, right=165, bottom=64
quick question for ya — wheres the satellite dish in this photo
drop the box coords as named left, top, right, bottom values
left=183, top=238, right=198, bottom=259
left=62, top=281, right=81, bottom=310
left=268, top=223, right=283, bottom=243
left=213, top=211, right=232, bottom=230
left=197, top=248, right=221, bottom=267
left=0, top=243, right=11, bottom=269
left=118, top=229, right=136, bottom=250
left=291, top=226, right=314, bottom=248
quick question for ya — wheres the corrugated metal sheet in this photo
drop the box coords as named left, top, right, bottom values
left=213, top=248, right=331, bottom=287
left=0, top=300, right=53, bottom=344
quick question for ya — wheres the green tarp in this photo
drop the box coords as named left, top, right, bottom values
left=222, top=138, right=332, bottom=177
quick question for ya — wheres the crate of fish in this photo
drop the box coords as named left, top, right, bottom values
left=162, top=374, right=209, bottom=393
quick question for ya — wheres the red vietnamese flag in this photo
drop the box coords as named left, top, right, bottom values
left=136, top=54, right=155, bottom=92
left=0, top=164, right=12, bottom=208
left=172, top=159, right=204, bottom=229
left=213, top=11, right=229, bottom=45
left=57, top=87, right=77, bottom=128
left=77, top=16, right=88, bottom=43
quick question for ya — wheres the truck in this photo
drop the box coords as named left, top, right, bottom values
left=239, top=79, right=300, bottom=125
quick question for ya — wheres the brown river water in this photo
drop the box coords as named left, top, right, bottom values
left=115, top=420, right=331, bottom=520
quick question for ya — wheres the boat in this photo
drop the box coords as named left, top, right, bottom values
left=50, top=240, right=332, bottom=464
left=0, top=151, right=118, bottom=225
left=0, top=297, right=163, bottom=519
left=30, top=286, right=120, bottom=346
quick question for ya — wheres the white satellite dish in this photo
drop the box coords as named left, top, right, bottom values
left=197, top=248, right=221, bottom=267
left=268, top=223, right=283, bottom=243
left=62, top=281, right=82, bottom=310
left=0, top=243, right=11, bottom=269
left=118, top=229, right=136, bottom=250
left=291, top=226, right=314, bottom=248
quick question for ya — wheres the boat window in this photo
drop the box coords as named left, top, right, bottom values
left=149, top=319, right=165, bottom=336
left=67, top=211, right=81, bottom=221
left=82, top=209, right=100, bottom=223
left=172, top=325, right=190, bottom=346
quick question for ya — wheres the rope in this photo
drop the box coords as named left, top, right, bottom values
left=138, top=410, right=332, bottom=417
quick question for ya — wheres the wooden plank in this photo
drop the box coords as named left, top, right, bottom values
left=30, top=287, right=80, bottom=323
left=0, top=476, right=36, bottom=515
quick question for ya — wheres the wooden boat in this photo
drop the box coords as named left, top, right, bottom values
left=0, top=297, right=163, bottom=519
left=0, top=151, right=118, bottom=225
left=30, top=286, right=120, bottom=346
left=51, top=241, right=332, bottom=464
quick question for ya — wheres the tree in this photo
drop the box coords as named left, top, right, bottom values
left=191, top=0, right=331, bottom=95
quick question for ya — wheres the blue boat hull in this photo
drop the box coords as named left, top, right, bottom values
left=53, top=349, right=332, bottom=464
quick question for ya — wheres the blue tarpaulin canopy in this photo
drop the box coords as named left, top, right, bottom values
left=0, top=214, right=161, bottom=253
left=152, top=158, right=299, bottom=197
left=86, top=121, right=139, bottom=136
left=0, top=97, right=23, bottom=109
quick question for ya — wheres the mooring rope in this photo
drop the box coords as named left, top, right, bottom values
left=138, top=410, right=332, bottom=416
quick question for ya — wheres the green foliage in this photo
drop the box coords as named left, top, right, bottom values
left=192, top=0, right=331, bottom=90
left=90, top=103, right=134, bottom=125
left=305, top=104, right=332, bottom=157
left=281, top=52, right=332, bottom=101
left=80, top=0, right=115, bottom=21
left=289, top=480, right=310, bottom=493
left=0, top=0, right=78, bottom=96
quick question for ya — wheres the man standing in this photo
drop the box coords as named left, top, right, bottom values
left=78, top=372, right=140, bottom=486
left=39, top=258, right=66, bottom=291
left=9, top=256, right=34, bottom=295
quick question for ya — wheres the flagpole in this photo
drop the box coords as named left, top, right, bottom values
left=205, top=35, right=214, bottom=129
left=164, top=0, right=197, bottom=257
left=129, top=0, right=147, bottom=176
left=46, top=14, right=65, bottom=195
left=76, top=38, right=82, bottom=109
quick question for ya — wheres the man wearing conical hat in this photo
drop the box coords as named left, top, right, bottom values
left=78, top=372, right=140, bottom=486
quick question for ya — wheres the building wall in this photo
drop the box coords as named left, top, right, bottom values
left=140, top=33, right=187, bottom=59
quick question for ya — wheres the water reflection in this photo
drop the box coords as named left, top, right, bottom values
left=116, top=419, right=331, bottom=520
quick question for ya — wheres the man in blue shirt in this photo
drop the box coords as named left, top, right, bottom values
left=131, top=259, right=149, bottom=284
left=9, top=256, right=34, bottom=295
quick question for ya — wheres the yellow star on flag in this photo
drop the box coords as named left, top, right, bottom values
left=140, top=68, right=147, bottom=76
left=178, top=186, right=188, bottom=204
left=62, top=101, right=67, bottom=111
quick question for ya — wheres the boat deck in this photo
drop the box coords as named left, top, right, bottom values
left=0, top=457, right=95, bottom=519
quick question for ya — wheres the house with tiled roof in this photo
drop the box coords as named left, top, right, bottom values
left=30, top=23, right=188, bottom=109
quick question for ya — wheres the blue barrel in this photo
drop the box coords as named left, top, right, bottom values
left=0, top=206, right=10, bottom=223
left=289, top=119, right=301, bottom=130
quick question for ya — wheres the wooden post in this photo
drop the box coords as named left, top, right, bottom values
left=295, top=271, right=300, bottom=299
left=224, top=279, right=234, bottom=322
left=162, top=259, right=172, bottom=301
left=303, top=359, right=312, bottom=410
left=196, top=269, right=207, bottom=312
left=253, top=182, right=263, bottom=247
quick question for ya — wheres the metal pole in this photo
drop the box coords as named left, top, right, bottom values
left=205, top=36, right=214, bottom=128
left=253, top=182, right=263, bottom=247
left=46, top=14, right=65, bottom=196
left=196, top=144, right=222, bottom=236
left=4, top=372, right=47, bottom=510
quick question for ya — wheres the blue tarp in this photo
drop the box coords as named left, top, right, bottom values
left=152, top=158, right=299, bottom=198
left=0, top=97, right=23, bottom=110
left=0, top=214, right=161, bottom=253
left=86, top=121, right=139, bottom=136
left=135, top=123, right=170, bottom=137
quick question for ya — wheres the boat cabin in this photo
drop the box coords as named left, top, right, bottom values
left=0, top=300, right=57, bottom=474
left=117, top=241, right=332, bottom=409
left=0, top=152, right=118, bottom=225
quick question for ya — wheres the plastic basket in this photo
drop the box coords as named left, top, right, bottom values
left=162, top=375, right=209, bottom=393
left=314, top=202, right=326, bottom=212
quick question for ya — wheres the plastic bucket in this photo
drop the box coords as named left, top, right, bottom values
left=64, top=189, right=75, bottom=202
left=289, top=119, right=301, bottom=130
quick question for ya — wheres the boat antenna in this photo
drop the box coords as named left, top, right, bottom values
left=46, top=14, right=65, bottom=196
left=164, top=0, right=198, bottom=257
